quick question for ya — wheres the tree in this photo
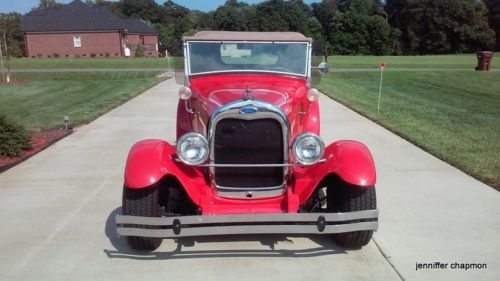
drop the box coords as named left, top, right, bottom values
left=308, top=16, right=330, bottom=55
left=484, top=0, right=500, bottom=50
left=154, top=23, right=175, bottom=54
left=196, top=11, right=217, bottom=30
left=0, top=13, right=24, bottom=58
left=252, top=1, right=317, bottom=34
left=118, top=0, right=162, bottom=23
left=25, top=0, right=495, bottom=57
left=255, top=0, right=290, bottom=31
left=386, top=0, right=495, bottom=54
left=87, top=0, right=120, bottom=13
left=162, top=0, right=190, bottom=25
left=135, top=43, right=144, bottom=57
left=312, top=0, right=340, bottom=31
left=36, top=0, right=63, bottom=9
left=283, top=0, right=314, bottom=34
left=158, top=0, right=202, bottom=55
left=0, top=115, right=32, bottom=158
left=327, top=0, right=396, bottom=55
left=338, top=0, right=385, bottom=15
left=213, top=0, right=253, bottom=31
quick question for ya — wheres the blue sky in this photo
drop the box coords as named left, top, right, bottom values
left=0, top=0, right=321, bottom=14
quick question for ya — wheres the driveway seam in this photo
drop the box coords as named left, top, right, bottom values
left=373, top=238, right=405, bottom=281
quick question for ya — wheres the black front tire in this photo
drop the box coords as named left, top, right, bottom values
left=328, top=182, right=376, bottom=249
left=122, top=186, right=163, bottom=251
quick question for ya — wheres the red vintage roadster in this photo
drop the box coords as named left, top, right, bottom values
left=116, top=31, right=378, bottom=251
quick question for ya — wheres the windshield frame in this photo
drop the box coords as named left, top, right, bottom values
left=184, top=40, right=312, bottom=79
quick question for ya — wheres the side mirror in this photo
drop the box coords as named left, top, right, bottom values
left=318, top=62, right=329, bottom=74
left=310, top=60, right=330, bottom=87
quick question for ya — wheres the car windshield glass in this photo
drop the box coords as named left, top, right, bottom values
left=188, top=42, right=308, bottom=76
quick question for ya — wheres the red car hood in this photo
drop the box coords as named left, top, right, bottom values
left=189, top=74, right=308, bottom=115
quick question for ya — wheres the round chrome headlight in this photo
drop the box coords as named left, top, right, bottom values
left=176, top=133, right=209, bottom=165
left=292, top=133, right=324, bottom=165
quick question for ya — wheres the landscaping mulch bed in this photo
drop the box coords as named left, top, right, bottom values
left=0, top=128, right=73, bottom=173
left=0, top=79, right=29, bottom=85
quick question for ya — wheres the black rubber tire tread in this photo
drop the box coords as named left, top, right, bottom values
left=329, top=183, right=376, bottom=249
left=165, top=184, right=195, bottom=215
left=122, top=186, right=163, bottom=251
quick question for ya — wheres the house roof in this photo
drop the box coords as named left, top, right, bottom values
left=184, top=31, right=313, bottom=43
left=22, top=0, right=156, bottom=35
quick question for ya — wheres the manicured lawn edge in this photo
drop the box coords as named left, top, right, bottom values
left=62, top=74, right=169, bottom=129
left=323, top=93, right=499, bottom=191
left=0, top=72, right=169, bottom=130
left=0, top=73, right=169, bottom=172
left=0, top=129, right=73, bottom=174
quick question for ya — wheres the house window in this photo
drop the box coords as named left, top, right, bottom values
left=73, top=36, right=82, bottom=48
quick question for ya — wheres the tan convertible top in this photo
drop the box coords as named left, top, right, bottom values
left=183, top=31, right=312, bottom=43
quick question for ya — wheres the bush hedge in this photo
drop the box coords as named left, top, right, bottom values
left=135, top=43, right=144, bottom=57
left=0, top=115, right=32, bottom=158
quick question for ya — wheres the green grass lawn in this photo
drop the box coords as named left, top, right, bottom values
left=318, top=71, right=500, bottom=189
left=0, top=72, right=166, bottom=130
left=316, top=53, right=498, bottom=69
left=8, top=57, right=174, bottom=69
left=7, top=52, right=497, bottom=70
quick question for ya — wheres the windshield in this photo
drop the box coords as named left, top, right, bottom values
left=187, top=42, right=309, bottom=76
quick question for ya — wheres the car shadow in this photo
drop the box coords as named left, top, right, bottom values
left=104, top=207, right=347, bottom=260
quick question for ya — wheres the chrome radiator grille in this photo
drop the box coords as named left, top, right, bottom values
left=208, top=99, right=289, bottom=199
left=214, top=118, right=284, bottom=188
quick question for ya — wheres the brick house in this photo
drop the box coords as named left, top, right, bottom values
left=21, top=0, right=158, bottom=58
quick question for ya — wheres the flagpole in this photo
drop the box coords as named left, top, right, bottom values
left=0, top=32, right=5, bottom=83
left=377, top=62, right=384, bottom=114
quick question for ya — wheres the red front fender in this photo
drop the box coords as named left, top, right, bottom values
left=123, top=139, right=207, bottom=203
left=294, top=140, right=376, bottom=204
left=327, top=140, right=377, bottom=186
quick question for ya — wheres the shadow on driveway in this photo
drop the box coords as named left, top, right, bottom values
left=103, top=207, right=347, bottom=260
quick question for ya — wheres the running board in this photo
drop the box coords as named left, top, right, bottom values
left=116, top=210, right=378, bottom=238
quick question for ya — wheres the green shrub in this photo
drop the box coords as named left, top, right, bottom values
left=0, top=115, right=32, bottom=158
left=135, top=43, right=144, bottom=57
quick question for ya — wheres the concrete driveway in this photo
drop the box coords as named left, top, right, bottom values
left=0, top=78, right=498, bottom=280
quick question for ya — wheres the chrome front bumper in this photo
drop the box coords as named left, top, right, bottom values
left=116, top=210, right=378, bottom=238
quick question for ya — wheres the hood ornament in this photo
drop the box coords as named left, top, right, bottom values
left=244, top=85, right=254, bottom=100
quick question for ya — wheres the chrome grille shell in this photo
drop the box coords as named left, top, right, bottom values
left=208, top=99, right=290, bottom=199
